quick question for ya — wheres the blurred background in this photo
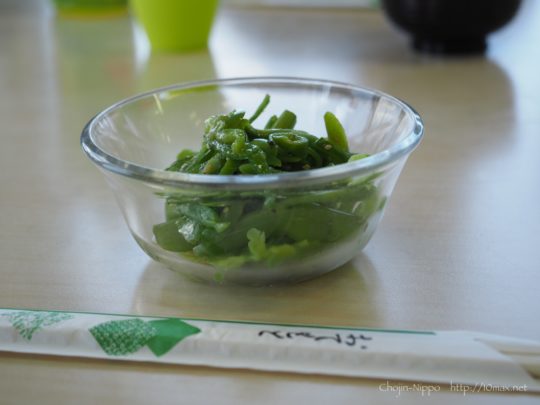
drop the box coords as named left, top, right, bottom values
left=3, top=0, right=536, bottom=139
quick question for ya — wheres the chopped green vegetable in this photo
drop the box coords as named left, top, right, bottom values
left=153, top=95, right=384, bottom=276
left=324, top=111, right=349, bottom=152
left=272, top=110, right=297, bottom=130
left=248, top=94, right=270, bottom=123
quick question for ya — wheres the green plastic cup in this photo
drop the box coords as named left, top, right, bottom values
left=130, top=0, right=219, bottom=52
left=52, top=0, right=128, bottom=18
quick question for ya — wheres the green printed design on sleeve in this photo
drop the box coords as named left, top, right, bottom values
left=90, top=318, right=201, bottom=357
left=146, top=318, right=201, bottom=356
left=1, top=311, right=74, bottom=340
left=90, top=319, right=157, bottom=356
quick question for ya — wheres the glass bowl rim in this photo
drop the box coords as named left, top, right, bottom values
left=81, top=76, right=424, bottom=190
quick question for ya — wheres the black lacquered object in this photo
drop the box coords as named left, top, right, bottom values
left=381, top=0, right=522, bottom=54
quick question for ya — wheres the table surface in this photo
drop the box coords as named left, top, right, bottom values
left=1, top=0, right=539, bottom=403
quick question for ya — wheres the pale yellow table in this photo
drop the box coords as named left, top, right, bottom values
left=1, top=0, right=539, bottom=403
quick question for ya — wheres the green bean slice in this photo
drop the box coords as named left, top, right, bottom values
left=324, top=111, right=349, bottom=152
left=273, top=110, right=297, bottom=129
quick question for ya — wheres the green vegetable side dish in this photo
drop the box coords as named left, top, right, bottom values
left=152, top=96, right=385, bottom=274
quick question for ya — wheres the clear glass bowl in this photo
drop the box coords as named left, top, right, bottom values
left=81, top=77, right=424, bottom=285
